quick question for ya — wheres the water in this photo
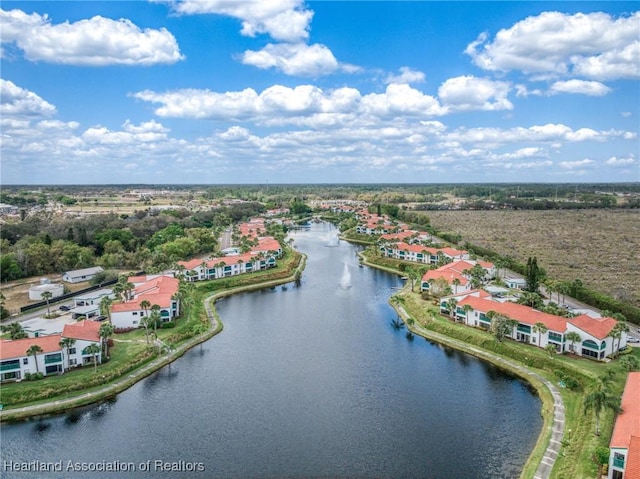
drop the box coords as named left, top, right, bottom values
left=340, top=262, right=352, bottom=289
left=0, top=222, right=541, bottom=479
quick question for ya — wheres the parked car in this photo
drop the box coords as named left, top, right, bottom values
left=628, top=337, right=639, bottom=343
left=59, top=305, right=71, bottom=311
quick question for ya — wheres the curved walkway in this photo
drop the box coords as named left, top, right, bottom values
left=393, top=303, right=564, bottom=479
left=0, top=254, right=307, bottom=422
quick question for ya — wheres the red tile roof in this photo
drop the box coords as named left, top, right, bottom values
left=625, top=435, right=640, bottom=479
left=567, top=314, right=618, bottom=340
left=0, top=334, right=62, bottom=360
left=422, top=269, right=469, bottom=286
left=610, top=372, right=640, bottom=449
left=62, top=320, right=101, bottom=342
left=112, top=275, right=178, bottom=312
left=457, top=296, right=568, bottom=333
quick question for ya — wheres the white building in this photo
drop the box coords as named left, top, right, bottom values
left=608, top=372, right=640, bottom=479
left=62, top=266, right=104, bottom=284
left=0, top=320, right=102, bottom=381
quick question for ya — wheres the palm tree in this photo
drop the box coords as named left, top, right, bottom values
left=99, top=296, right=112, bottom=322
left=1, top=322, right=28, bottom=339
left=99, top=322, right=114, bottom=359
left=564, top=331, right=581, bottom=353
left=123, top=282, right=135, bottom=301
left=608, top=321, right=629, bottom=355
left=26, top=344, right=43, bottom=373
left=452, top=278, right=461, bottom=294
left=545, top=343, right=557, bottom=357
left=584, top=380, right=621, bottom=436
left=150, top=304, right=162, bottom=334
left=532, top=322, right=548, bottom=348
left=445, top=298, right=458, bottom=320
left=84, top=343, right=101, bottom=373
left=41, top=291, right=53, bottom=316
left=619, top=355, right=639, bottom=371
left=462, top=304, right=473, bottom=325
left=58, top=337, right=76, bottom=372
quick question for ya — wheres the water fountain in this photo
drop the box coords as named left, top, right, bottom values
left=340, top=263, right=352, bottom=289
left=326, top=233, right=340, bottom=247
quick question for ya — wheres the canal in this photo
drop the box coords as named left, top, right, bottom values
left=1, top=222, right=542, bottom=478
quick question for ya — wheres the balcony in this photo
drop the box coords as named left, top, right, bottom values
left=0, top=360, right=20, bottom=372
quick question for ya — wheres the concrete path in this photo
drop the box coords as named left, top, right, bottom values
left=395, top=305, right=564, bottom=479
left=0, top=253, right=307, bottom=422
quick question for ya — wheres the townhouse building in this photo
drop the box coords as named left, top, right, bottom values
left=609, top=372, right=640, bottom=479
left=110, top=275, right=180, bottom=330
left=0, top=320, right=102, bottom=382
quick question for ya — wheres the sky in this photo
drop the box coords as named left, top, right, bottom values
left=1, top=1, right=639, bottom=185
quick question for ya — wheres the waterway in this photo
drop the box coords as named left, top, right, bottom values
left=1, top=222, right=542, bottom=478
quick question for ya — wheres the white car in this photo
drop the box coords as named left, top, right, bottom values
left=628, top=337, right=640, bottom=343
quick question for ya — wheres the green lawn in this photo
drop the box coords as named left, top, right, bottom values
left=366, top=251, right=638, bottom=479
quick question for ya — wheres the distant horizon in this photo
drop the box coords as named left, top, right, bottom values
left=2, top=181, right=639, bottom=188
left=1, top=1, right=638, bottom=184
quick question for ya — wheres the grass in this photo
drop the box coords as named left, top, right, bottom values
left=363, top=250, right=639, bottom=479
left=0, top=249, right=304, bottom=417
left=423, top=209, right=640, bottom=309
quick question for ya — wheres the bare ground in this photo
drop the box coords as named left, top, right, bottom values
left=425, top=209, right=640, bottom=307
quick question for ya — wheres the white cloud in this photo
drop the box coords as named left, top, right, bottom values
left=0, top=8, right=184, bottom=65
left=0, top=79, right=56, bottom=118
left=465, top=11, right=640, bottom=80
left=168, top=0, right=312, bottom=42
left=242, top=42, right=349, bottom=77
left=385, top=67, right=426, bottom=85
left=559, top=159, right=596, bottom=169
left=438, top=76, right=512, bottom=111
left=134, top=83, right=447, bottom=122
left=548, top=79, right=611, bottom=96
left=605, top=155, right=637, bottom=166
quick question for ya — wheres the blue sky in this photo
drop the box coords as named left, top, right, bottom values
left=1, top=1, right=638, bottom=185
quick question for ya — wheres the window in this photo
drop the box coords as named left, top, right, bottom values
left=69, top=348, right=76, bottom=354
left=613, top=453, right=625, bottom=468
left=133, top=312, right=138, bottom=315
left=23, top=358, right=28, bottom=365
left=69, top=359, right=77, bottom=366
left=133, top=320, right=138, bottom=325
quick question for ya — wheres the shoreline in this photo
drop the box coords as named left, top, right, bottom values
left=358, top=252, right=562, bottom=479
left=0, top=254, right=307, bottom=423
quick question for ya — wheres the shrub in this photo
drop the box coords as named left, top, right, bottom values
left=161, top=322, right=175, bottom=329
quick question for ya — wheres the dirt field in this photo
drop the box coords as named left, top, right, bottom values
left=425, top=209, right=640, bottom=307
left=1, top=276, right=93, bottom=316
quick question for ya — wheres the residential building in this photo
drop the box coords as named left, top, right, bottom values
left=440, top=294, right=625, bottom=360
left=0, top=320, right=102, bottom=382
left=62, top=266, right=104, bottom=284
left=110, top=275, right=180, bottom=330
left=609, top=372, right=640, bottom=479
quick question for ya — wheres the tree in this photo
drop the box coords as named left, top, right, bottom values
left=0, top=292, right=9, bottom=319
left=1, top=322, right=28, bottom=339
left=487, top=311, right=517, bottom=342
left=584, top=380, right=621, bottom=436
left=545, top=343, right=557, bottom=357
left=462, top=304, right=473, bottom=325
left=41, top=291, right=53, bottom=316
left=99, top=296, right=112, bottom=321
left=84, top=343, right=101, bottom=373
left=26, top=344, right=43, bottom=373
left=139, top=300, right=152, bottom=343
left=525, top=256, right=543, bottom=293
left=445, top=298, right=458, bottom=320
left=59, top=337, right=76, bottom=372
left=608, top=321, right=629, bottom=355
left=452, top=277, right=461, bottom=294
left=99, top=322, right=114, bottom=358
left=532, top=322, right=548, bottom=348
left=593, top=446, right=610, bottom=478
left=565, top=331, right=582, bottom=353
left=150, top=304, right=162, bottom=334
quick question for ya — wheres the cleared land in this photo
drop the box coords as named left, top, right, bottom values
left=425, top=209, right=640, bottom=308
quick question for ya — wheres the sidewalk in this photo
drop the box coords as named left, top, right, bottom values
left=0, top=253, right=307, bottom=422
left=395, top=303, right=564, bottom=479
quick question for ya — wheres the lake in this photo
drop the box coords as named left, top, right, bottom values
left=0, top=222, right=541, bottom=478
